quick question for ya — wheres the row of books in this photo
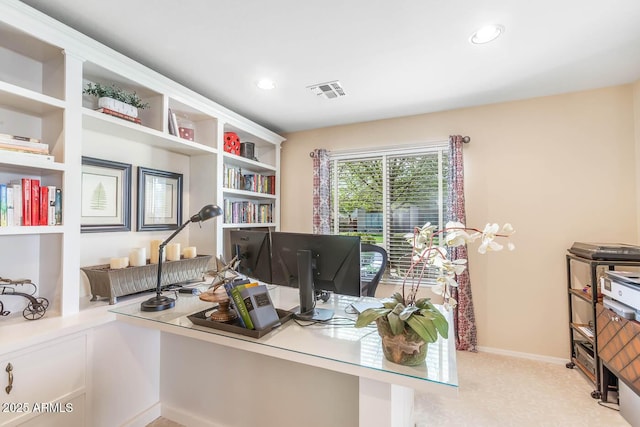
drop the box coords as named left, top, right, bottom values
left=223, top=165, right=276, bottom=195
left=223, top=279, right=280, bottom=330
left=0, top=179, right=62, bottom=227
left=223, top=200, right=273, bottom=224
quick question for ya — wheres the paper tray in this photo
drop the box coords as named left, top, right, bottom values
left=188, top=307, right=294, bottom=338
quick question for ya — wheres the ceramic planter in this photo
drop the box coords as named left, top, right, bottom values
left=98, top=96, right=138, bottom=118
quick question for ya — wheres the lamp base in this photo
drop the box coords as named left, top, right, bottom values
left=141, top=294, right=175, bottom=311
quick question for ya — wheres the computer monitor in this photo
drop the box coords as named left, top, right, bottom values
left=270, top=232, right=361, bottom=320
left=229, top=229, right=272, bottom=283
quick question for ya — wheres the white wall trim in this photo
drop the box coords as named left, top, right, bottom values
left=477, top=346, right=568, bottom=365
left=120, top=403, right=162, bottom=427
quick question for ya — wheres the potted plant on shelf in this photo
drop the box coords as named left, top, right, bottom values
left=355, top=221, right=515, bottom=365
left=83, top=82, right=149, bottom=118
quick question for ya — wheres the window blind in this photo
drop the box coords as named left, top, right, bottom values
left=330, top=144, right=448, bottom=284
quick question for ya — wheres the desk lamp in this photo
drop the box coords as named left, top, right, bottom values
left=141, top=204, right=223, bottom=311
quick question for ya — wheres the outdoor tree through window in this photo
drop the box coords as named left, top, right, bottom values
left=330, top=145, right=448, bottom=282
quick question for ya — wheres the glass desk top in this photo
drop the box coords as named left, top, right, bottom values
left=111, top=285, right=458, bottom=393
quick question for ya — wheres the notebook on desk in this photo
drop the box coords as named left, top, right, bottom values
left=350, top=299, right=384, bottom=314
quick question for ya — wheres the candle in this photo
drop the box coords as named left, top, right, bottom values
left=129, top=247, right=146, bottom=267
left=166, top=243, right=181, bottom=261
left=110, top=257, right=129, bottom=269
left=183, top=246, right=197, bottom=259
left=150, top=240, right=163, bottom=264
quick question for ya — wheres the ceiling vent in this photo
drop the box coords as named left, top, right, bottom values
left=307, top=80, right=346, bottom=99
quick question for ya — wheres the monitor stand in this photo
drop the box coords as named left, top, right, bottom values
left=294, top=249, right=334, bottom=322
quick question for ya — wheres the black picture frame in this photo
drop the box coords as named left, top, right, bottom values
left=81, top=157, right=132, bottom=233
left=137, top=166, right=183, bottom=231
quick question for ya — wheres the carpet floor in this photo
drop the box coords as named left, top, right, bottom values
left=148, top=350, right=630, bottom=427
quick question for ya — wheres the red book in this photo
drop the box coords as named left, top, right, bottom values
left=21, top=178, right=31, bottom=226
left=31, top=179, right=40, bottom=226
left=39, top=186, right=48, bottom=226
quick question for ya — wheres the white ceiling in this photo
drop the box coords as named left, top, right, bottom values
left=19, top=0, right=640, bottom=135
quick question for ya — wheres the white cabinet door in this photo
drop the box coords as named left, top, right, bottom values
left=0, top=335, right=86, bottom=426
left=14, top=394, right=85, bottom=427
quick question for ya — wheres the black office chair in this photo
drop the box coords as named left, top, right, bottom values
left=360, top=244, right=388, bottom=297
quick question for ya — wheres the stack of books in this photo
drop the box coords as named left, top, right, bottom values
left=96, top=107, right=141, bottom=124
left=0, top=133, right=53, bottom=163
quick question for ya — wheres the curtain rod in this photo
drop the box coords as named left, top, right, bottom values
left=309, top=136, right=470, bottom=157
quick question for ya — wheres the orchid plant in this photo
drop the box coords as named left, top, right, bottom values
left=355, top=221, right=515, bottom=345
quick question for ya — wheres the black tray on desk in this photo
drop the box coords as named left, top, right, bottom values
left=187, top=307, right=294, bottom=339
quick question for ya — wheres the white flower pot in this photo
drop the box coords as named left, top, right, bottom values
left=98, top=97, right=138, bottom=118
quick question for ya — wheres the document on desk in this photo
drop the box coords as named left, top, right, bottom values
left=351, top=299, right=384, bottom=314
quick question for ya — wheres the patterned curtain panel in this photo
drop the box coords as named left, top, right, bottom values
left=312, top=149, right=331, bottom=234
left=447, top=135, right=477, bottom=352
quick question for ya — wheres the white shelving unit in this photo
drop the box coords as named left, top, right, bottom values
left=0, top=2, right=283, bottom=425
left=0, top=0, right=284, bottom=322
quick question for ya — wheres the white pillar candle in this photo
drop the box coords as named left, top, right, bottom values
left=110, top=257, right=129, bottom=269
left=129, top=247, right=146, bottom=267
left=150, top=240, right=163, bottom=264
left=166, top=243, right=181, bottom=261
left=183, top=246, right=197, bottom=259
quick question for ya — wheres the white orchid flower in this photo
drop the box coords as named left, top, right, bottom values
left=478, top=223, right=504, bottom=254
left=501, top=223, right=515, bottom=235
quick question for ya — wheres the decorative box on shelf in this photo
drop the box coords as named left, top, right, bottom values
left=81, top=254, right=212, bottom=304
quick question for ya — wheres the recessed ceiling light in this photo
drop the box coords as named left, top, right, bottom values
left=256, top=78, right=276, bottom=90
left=470, top=24, right=504, bottom=44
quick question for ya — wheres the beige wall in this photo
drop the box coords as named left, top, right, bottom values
left=280, top=85, right=638, bottom=359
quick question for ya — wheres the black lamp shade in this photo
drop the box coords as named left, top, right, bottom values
left=191, top=204, right=223, bottom=223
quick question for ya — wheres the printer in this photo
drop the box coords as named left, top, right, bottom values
left=601, top=271, right=640, bottom=321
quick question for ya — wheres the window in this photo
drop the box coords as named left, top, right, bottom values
left=330, top=144, right=449, bottom=283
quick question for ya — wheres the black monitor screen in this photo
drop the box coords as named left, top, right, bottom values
left=270, top=232, right=361, bottom=297
left=229, top=230, right=272, bottom=283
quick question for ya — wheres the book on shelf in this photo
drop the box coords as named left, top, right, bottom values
left=0, top=133, right=41, bottom=143
left=95, top=107, right=142, bottom=124
left=31, top=179, right=40, bottom=226
left=54, top=188, right=62, bottom=225
left=240, top=284, right=280, bottom=330
left=39, top=186, right=48, bottom=226
left=167, top=108, right=178, bottom=136
left=47, top=186, right=56, bottom=226
left=6, top=186, right=14, bottom=226
left=21, top=178, right=31, bottom=226
left=0, top=149, right=54, bottom=163
left=0, top=184, right=6, bottom=226
left=0, top=139, right=49, bottom=154
left=9, top=181, right=22, bottom=226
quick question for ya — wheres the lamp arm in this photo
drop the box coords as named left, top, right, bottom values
left=159, top=219, right=193, bottom=251
left=155, top=218, right=193, bottom=297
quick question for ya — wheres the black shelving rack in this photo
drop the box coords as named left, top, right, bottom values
left=565, top=253, right=640, bottom=399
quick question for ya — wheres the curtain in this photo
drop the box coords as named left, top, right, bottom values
left=312, top=149, right=331, bottom=234
left=447, top=135, right=477, bottom=352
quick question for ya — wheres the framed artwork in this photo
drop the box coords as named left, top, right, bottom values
left=137, top=166, right=183, bottom=231
left=81, top=157, right=132, bottom=233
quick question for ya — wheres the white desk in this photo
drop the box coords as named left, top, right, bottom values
left=112, top=285, right=458, bottom=427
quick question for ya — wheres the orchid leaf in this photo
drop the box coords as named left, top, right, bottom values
left=399, top=305, right=419, bottom=321
left=354, top=307, right=390, bottom=328
left=406, top=314, right=439, bottom=343
left=387, top=312, right=404, bottom=335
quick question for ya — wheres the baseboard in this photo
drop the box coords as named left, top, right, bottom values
left=162, top=404, right=226, bottom=427
left=120, top=402, right=162, bottom=427
left=476, top=346, right=568, bottom=365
